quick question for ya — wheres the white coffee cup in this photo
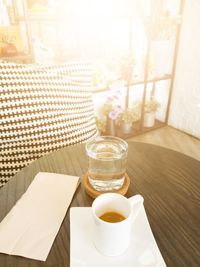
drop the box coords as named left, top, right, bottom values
left=92, top=193, right=144, bottom=256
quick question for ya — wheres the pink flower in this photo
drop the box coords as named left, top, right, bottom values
left=109, top=110, right=119, bottom=120
left=108, top=105, right=123, bottom=120
left=115, top=105, right=123, bottom=113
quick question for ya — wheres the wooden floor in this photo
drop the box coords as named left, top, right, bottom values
left=128, top=126, right=200, bottom=162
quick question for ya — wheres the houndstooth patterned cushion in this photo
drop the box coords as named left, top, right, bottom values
left=0, top=60, right=98, bottom=187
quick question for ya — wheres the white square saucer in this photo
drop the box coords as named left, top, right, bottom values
left=70, top=203, right=167, bottom=267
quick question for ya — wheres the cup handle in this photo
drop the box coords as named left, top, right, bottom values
left=128, top=194, right=144, bottom=223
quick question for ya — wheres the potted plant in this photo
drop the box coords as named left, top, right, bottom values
left=143, top=99, right=160, bottom=127
left=119, top=52, right=135, bottom=83
left=95, top=117, right=107, bottom=135
left=117, top=107, right=140, bottom=134
left=98, top=87, right=123, bottom=136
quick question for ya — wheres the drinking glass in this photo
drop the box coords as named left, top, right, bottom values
left=85, top=136, right=128, bottom=191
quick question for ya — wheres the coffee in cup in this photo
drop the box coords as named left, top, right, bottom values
left=92, top=193, right=144, bottom=256
left=99, top=211, right=126, bottom=223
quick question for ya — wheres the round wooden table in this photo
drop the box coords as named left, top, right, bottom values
left=0, top=142, right=199, bottom=267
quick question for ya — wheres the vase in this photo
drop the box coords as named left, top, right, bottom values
left=106, top=117, right=116, bottom=136
left=121, top=122, right=132, bottom=134
left=143, top=112, right=155, bottom=128
left=120, top=63, right=134, bottom=83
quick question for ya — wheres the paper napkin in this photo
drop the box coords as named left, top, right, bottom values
left=0, top=172, right=80, bottom=261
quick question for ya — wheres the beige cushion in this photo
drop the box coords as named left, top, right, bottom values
left=0, top=60, right=98, bottom=186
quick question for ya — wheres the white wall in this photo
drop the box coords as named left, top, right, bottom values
left=169, top=0, right=200, bottom=138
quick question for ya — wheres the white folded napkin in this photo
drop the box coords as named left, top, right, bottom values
left=0, top=172, right=80, bottom=261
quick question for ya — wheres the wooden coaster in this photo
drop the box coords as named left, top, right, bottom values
left=82, top=173, right=130, bottom=199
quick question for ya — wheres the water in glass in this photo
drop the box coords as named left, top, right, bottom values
left=86, top=136, right=128, bottom=191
